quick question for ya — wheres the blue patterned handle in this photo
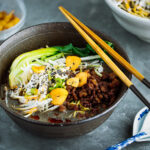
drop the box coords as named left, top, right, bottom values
left=106, top=132, right=147, bottom=150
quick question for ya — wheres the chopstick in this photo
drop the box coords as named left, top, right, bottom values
left=59, top=7, right=150, bottom=89
left=59, top=6, right=150, bottom=109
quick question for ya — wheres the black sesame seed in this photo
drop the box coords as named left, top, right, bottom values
left=57, top=70, right=63, bottom=75
left=51, top=72, right=56, bottom=76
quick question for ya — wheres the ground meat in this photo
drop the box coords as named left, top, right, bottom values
left=65, top=69, right=121, bottom=118
left=72, top=87, right=78, bottom=100
left=66, top=102, right=79, bottom=111
left=79, top=89, right=88, bottom=97
left=58, top=105, right=66, bottom=112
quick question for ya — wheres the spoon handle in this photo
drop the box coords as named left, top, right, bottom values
left=106, top=132, right=147, bottom=150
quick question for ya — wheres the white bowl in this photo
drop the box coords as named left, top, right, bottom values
left=0, top=0, right=26, bottom=41
left=105, top=0, right=150, bottom=43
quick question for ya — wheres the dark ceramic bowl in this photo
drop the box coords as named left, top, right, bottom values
left=0, top=22, right=132, bottom=138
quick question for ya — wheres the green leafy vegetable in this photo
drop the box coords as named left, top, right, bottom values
left=53, top=43, right=73, bottom=53
left=54, top=41, right=114, bottom=58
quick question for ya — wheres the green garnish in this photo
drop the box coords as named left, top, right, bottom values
left=30, top=88, right=38, bottom=95
left=49, top=78, right=65, bottom=91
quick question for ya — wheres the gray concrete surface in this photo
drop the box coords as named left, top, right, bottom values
left=0, top=0, right=150, bottom=149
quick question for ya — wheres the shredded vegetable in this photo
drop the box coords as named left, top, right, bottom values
left=115, top=0, right=150, bottom=18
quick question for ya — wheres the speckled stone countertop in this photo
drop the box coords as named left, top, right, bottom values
left=0, top=0, right=150, bottom=150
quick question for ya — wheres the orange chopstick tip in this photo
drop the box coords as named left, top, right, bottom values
left=59, top=6, right=63, bottom=10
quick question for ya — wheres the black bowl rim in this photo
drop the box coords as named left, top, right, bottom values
left=0, top=22, right=132, bottom=127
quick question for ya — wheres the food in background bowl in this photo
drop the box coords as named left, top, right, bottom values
left=0, top=10, right=20, bottom=31
left=105, top=0, right=150, bottom=43
left=115, top=0, right=150, bottom=19
left=4, top=42, right=121, bottom=123
left=0, top=0, right=26, bottom=41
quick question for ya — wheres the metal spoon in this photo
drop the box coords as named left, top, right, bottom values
left=106, top=107, right=150, bottom=150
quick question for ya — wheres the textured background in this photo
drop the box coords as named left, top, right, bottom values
left=0, top=0, right=150, bottom=150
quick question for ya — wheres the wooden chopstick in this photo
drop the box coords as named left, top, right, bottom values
left=59, top=6, right=150, bottom=109
left=59, top=7, right=150, bottom=89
